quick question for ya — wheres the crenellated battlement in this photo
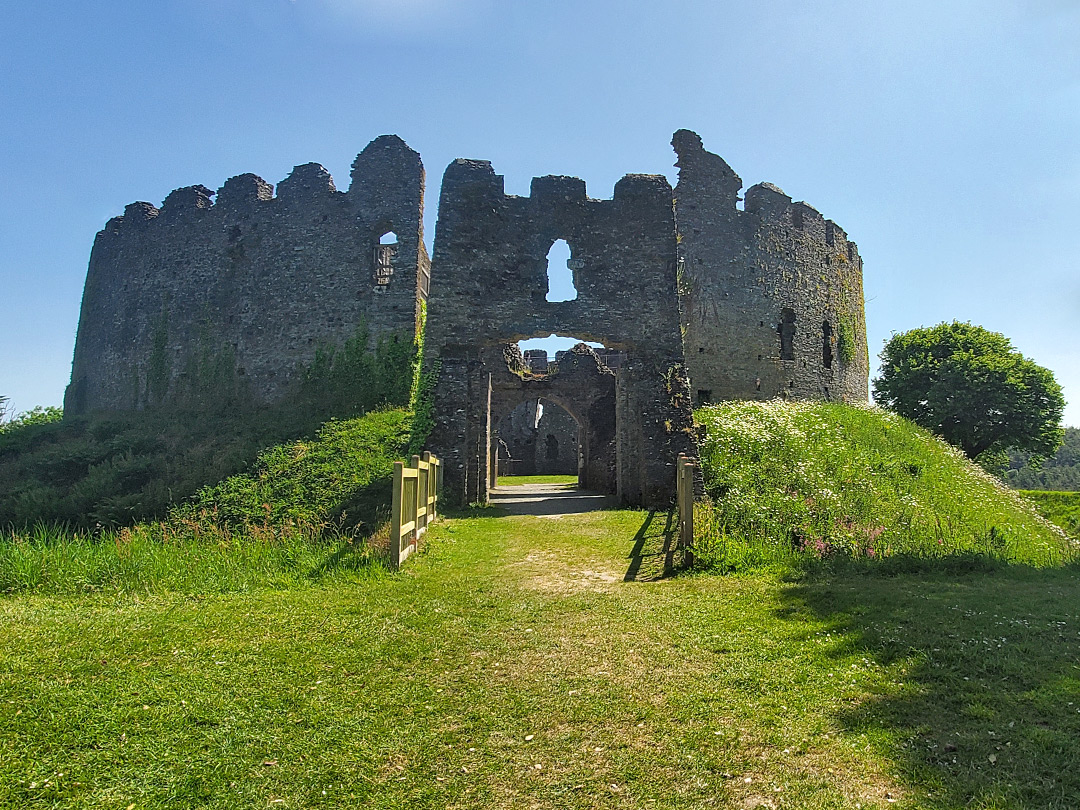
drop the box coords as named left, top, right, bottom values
left=67, top=135, right=430, bottom=416
left=530, top=175, right=587, bottom=201
left=216, top=173, right=274, bottom=210
left=672, top=129, right=868, bottom=406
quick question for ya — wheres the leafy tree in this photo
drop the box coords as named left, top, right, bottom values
left=0, top=405, right=63, bottom=434
left=873, top=322, right=1064, bottom=462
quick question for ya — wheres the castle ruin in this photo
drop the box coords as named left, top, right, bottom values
left=66, top=131, right=868, bottom=507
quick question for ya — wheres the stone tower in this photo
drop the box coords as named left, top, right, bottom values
left=65, top=135, right=429, bottom=414
left=673, top=130, right=868, bottom=405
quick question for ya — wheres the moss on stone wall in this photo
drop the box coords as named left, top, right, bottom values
left=146, top=307, right=171, bottom=406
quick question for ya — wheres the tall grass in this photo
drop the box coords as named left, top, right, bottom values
left=0, top=409, right=410, bottom=595
left=0, top=521, right=387, bottom=595
left=694, top=401, right=1078, bottom=572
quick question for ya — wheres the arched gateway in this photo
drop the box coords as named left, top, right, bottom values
left=424, top=166, right=696, bottom=508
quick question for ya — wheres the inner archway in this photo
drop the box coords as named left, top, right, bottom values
left=487, top=340, right=619, bottom=498
left=493, top=397, right=580, bottom=483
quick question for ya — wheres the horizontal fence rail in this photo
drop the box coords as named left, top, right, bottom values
left=390, top=451, right=441, bottom=569
left=676, top=453, right=695, bottom=566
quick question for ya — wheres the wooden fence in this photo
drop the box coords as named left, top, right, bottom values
left=676, top=453, right=695, bottom=565
left=390, top=452, right=441, bottom=569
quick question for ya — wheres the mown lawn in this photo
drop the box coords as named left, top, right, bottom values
left=495, top=474, right=578, bottom=487
left=2, top=506, right=1079, bottom=809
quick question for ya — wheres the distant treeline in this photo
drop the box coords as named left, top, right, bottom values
left=1007, top=427, right=1080, bottom=491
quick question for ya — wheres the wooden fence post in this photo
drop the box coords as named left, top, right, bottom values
left=422, top=451, right=433, bottom=531
left=677, top=453, right=695, bottom=566
left=390, top=460, right=405, bottom=569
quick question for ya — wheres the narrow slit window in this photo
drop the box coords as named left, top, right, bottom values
left=545, top=239, right=577, bottom=302
left=778, top=308, right=796, bottom=361
left=822, top=320, right=834, bottom=369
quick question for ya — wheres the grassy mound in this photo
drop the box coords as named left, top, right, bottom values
left=0, top=409, right=410, bottom=594
left=0, top=409, right=321, bottom=529
left=694, top=401, right=1077, bottom=571
left=0, top=325, right=417, bottom=530
left=1021, top=490, right=1080, bottom=539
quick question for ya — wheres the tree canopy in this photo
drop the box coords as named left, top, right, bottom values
left=1008, top=427, right=1080, bottom=490
left=872, top=322, right=1064, bottom=461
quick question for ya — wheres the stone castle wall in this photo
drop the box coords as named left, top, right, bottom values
left=673, top=130, right=868, bottom=405
left=65, top=128, right=868, bottom=505
left=424, top=163, right=696, bottom=507
left=65, top=135, right=428, bottom=414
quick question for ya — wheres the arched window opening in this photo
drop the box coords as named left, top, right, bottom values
left=778, top=308, right=796, bottom=361
left=822, top=320, right=834, bottom=369
left=374, top=230, right=397, bottom=285
left=545, top=239, right=577, bottom=302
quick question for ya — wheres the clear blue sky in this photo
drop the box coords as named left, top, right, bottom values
left=1, top=0, right=1078, bottom=424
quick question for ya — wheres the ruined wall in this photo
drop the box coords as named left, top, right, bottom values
left=66, top=135, right=428, bottom=414
left=673, top=130, right=869, bottom=405
left=425, top=163, right=695, bottom=507
left=496, top=398, right=578, bottom=477
left=491, top=345, right=615, bottom=488
left=533, top=402, right=578, bottom=475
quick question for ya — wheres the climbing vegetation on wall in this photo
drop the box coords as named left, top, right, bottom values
left=299, top=322, right=414, bottom=421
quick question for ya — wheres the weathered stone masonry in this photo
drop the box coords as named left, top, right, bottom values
left=423, top=164, right=697, bottom=508
left=673, top=130, right=868, bottom=404
left=66, top=135, right=429, bottom=413
left=66, top=129, right=868, bottom=507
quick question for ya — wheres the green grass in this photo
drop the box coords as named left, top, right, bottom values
left=2, top=508, right=1079, bottom=809
left=0, top=409, right=410, bottom=595
left=496, top=474, right=578, bottom=487
left=1020, top=490, right=1080, bottom=538
left=694, top=401, right=1077, bottom=571
left=0, top=325, right=416, bottom=530
left=3, top=400, right=1079, bottom=807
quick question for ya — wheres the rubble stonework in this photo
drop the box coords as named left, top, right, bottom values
left=65, top=130, right=868, bottom=507
left=497, top=398, right=579, bottom=477
left=424, top=165, right=696, bottom=507
left=65, top=135, right=429, bottom=413
left=673, top=130, right=869, bottom=403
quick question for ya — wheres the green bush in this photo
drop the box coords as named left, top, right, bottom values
left=694, top=400, right=1076, bottom=571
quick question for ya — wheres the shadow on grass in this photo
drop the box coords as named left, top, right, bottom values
left=306, top=478, right=395, bottom=580
left=624, top=509, right=685, bottom=582
left=780, top=556, right=1080, bottom=808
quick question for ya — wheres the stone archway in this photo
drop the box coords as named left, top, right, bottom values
left=489, top=343, right=618, bottom=494
left=423, top=162, right=696, bottom=508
